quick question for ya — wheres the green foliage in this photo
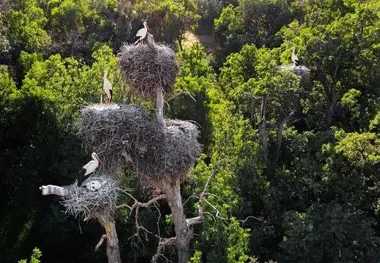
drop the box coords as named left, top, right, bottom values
left=18, top=247, right=42, bottom=263
left=169, top=43, right=213, bottom=146
left=278, top=0, right=380, bottom=127
left=334, top=131, right=380, bottom=166
left=6, top=0, right=51, bottom=51
left=189, top=249, right=202, bottom=263
left=215, top=0, right=293, bottom=56
left=370, top=111, right=380, bottom=131
left=280, top=203, right=380, bottom=262
left=134, top=0, right=200, bottom=49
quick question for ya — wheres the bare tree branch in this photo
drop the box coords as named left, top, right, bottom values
left=238, top=215, right=264, bottom=226
left=95, top=234, right=107, bottom=251
left=151, top=237, right=176, bottom=263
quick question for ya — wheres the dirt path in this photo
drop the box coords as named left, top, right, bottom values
left=182, top=31, right=217, bottom=53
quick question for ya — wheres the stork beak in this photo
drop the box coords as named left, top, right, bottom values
left=98, top=72, right=104, bottom=78
left=96, top=155, right=102, bottom=164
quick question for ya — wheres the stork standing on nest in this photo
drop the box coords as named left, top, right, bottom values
left=134, top=21, right=149, bottom=45
left=77, top=152, right=102, bottom=186
left=291, top=47, right=300, bottom=66
left=100, top=70, right=113, bottom=104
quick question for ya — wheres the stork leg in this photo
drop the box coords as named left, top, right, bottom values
left=109, top=90, right=113, bottom=103
left=134, top=37, right=143, bottom=45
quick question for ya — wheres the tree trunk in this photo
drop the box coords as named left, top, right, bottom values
left=156, top=87, right=165, bottom=127
left=162, top=178, right=192, bottom=263
left=97, top=216, right=122, bottom=263
left=326, top=100, right=335, bottom=127
left=259, top=96, right=268, bottom=160
left=272, top=117, right=287, bottom=169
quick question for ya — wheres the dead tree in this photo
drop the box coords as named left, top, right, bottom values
left=80, top=104, right=202, bottom=262
left=73, top=36, right=201, bottom=262
left=39, top=176, right=121, bottom=263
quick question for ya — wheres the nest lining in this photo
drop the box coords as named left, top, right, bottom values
left=79, top=105, right=201, bottom=181
left=118, top=41, right=178, bottom=100
left=61, top=176, right=117, bottom=219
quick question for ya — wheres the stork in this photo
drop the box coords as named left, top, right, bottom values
left=77, top=152, right=101, bottom=186
left=100, top=70, right=113, bottom=104
left=291, top=47, right=300, bottom=66
left=134, top=21, right=149, bottom=45
left=85, top=180, right=106, bottom=191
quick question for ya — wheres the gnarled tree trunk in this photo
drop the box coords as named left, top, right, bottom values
left=162, top=178, right=193, bottom=263
left=156, top=87, right=165, bottom=127
left=96, top=216, right=121, bottom=263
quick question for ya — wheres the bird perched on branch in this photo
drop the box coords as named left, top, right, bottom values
left=134, top=21, right=149, bottom=45
left=99, top=70, right=113, bottom=104
left=77, top=152, right=101, bottom=186
left=291, top=47, right=300, bottom=66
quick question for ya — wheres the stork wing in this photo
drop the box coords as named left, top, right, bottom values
left=136, top=28, right=147, bottom=37
left=104, top=79, right=112, bottom=90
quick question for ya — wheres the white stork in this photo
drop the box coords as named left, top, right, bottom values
left=100, top=70, right=113, bottom=104
left=134, top=21, right=149, bottom=45
left=85, top=180, right=104, bottom=191
left=291, top=47, right=300, bottom=66
left=78, top=152, right=101, bottom=186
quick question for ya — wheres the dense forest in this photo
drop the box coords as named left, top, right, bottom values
left=1, top=0, right=380, bottom=262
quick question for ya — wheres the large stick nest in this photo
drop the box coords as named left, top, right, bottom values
left=118, top=39, right=178, bottom=100
left=80, top=104, right=150, bottom=174
left=79, top=104, right=201, bottom=182
left=277, top=65, right=311, bottom=87
left=61, top=176, right=117, bottom=220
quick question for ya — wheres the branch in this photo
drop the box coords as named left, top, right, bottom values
left=39, top=185, right=69, bottom=196
left=151, top=237, right=176, bottom=263
left=239, top=216, right=263, bottom=226
left=166, top=90, right=197, bottom=103
left=116, top=204, right=132, bottom=210
left=116, top=188, right=138, bottom=202
left=117, top=191, right=168, bottom=246
left=186, top=216, right=203, bottom=227
left=94, top=234, right=107, bottom=251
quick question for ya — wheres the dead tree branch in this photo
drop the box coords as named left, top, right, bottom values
left=95, top=234, right=107, bottom=251
left=151, top=237, right=177, bottom=263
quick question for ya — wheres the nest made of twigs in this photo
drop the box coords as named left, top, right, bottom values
left=133, top=119, right=201, bottom=181
left=118, top=38, right=178, bottom=100
left=61, top=176, right=117, bottom=219
left=80, top=104, right=151, bottom=175
left=79, top=104, right=201, bottom=182
left=277, top=65, right=311, bottom=86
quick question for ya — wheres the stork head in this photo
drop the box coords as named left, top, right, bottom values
left=292, top=47, right=296, bottom=51
left=143, top=21, right=149, bottom=29
left=92, top=152, right=102, bottom=164
left=99, top=70, right=108, bottom=78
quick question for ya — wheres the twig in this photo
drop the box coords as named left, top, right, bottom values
left=116, top=204, right=132, bottom=210
left=95, top=234, right=107, bottom=251
left=151, top=237, right=176, bottom=263
left=238, top=215, right=263, bottom=226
